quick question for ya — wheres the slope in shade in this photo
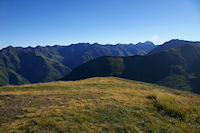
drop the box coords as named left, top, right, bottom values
left=149, top=39, right=200, bottom=55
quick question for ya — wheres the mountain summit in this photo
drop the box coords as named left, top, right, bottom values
left=149, top=39, right=200, bottom=54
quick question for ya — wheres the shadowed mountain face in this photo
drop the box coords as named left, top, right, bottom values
left=62, top=44, right=200, bottom=94
left=0, top=47, right=70, bottom=85
left=149, top=39, right=200, bottom=55
left=0, top=42, right=155, bottom=86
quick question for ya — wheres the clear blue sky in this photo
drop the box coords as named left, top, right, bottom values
left=0, top=0, right=200, bottom=49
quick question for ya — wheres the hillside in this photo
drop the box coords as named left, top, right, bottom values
left=0, top=77, right=200, bottom=132
left=149, top=39, right=200, bottom=55
left=62, top=44, right=200, bottom=94
left=0, top=42, right=155, bottom=86
left=0, top=46, right=71, bottom=86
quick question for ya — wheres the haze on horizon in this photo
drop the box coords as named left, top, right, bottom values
left=0, top=0, right=200, bottom=49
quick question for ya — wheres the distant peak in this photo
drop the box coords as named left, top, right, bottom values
left=93, top=43, right=100, bottom=45
left=144, top=41, right=153, bottom=44
left=7, top=45, right=14, bottom=48
left=136, top=41, right=155, bottom=46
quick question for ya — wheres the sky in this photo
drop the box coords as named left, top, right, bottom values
left=0, top=0, right=200, bottom=49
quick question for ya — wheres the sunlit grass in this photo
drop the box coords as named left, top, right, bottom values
left=0, top=77, right=200, bottom=132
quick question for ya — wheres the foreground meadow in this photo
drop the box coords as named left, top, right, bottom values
left=0, top=77, right=200, bottom=133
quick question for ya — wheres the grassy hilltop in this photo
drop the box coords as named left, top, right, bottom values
left=0, top=77, right=200, bottom=132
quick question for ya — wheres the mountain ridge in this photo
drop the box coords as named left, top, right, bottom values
left=149, top=39, right=200, bottom=55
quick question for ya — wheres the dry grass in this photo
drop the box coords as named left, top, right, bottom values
left=0, top=77, right=200, bottom=133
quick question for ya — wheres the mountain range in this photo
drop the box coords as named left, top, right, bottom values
left=0, top=41, right=156, bottom=86
left=62, top=40, right=200, bottom=94
left=2, top=39, right=200, bottom=94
